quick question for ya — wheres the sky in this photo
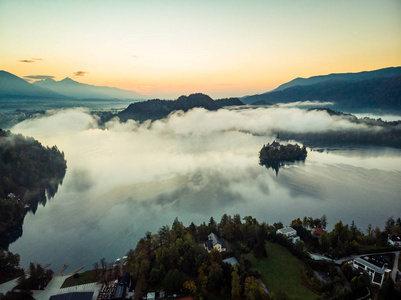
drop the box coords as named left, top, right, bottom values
left=1, top=0, right=401, bottom=99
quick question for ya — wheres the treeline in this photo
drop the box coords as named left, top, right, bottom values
left=0, top=251, right=53, bottom=299
left=125, top=215, right=271, bottom=300
left=0, top=128, right=67, bottom=248
left=289, top=216, right=401, bottom=258
left=124, top=214, right=401, bottom=300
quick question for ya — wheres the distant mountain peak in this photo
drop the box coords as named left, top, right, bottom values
left=60, top=77, right=77, bottom=83
left=0, top=70, right=63, bottom=98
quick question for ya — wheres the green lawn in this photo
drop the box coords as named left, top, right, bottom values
left=61, top=269, right=98, bottom=288
left=245, top=241, right=317, bottom=300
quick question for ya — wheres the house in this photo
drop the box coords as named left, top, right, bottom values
left=204, top=233, right=227, bottom=253
left=388, top=234, right=401, bottom=246
left=351, top=256, right=391, bottom=287
left=311, top=227, right=327, bottom=237
left=276, top=227, right=300, bottom=243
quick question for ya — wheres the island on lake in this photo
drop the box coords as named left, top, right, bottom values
left=259, top=134, right=307, bottom=174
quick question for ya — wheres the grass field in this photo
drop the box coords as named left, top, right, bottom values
left=61, top=269, right=98, bottom=288
left=245, top=241, right=317, bottom=300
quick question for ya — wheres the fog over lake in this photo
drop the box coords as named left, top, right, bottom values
left=8, top=107, right=401, bottom=271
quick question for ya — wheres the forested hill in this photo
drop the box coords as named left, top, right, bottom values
left=0, top=129, right=67, bottom=248
left=241, top=67, right=401, bottom=112
left=118, top=93, right=222, bottom=122
left=273, top=66, right=401, bottom=92
left=215, top=97, right=245, bottom=107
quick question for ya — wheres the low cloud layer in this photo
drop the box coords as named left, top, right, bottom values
left=11, top=106, right=381, bottom=195
left=277, top=101, right=334, bottom=107
left=24, top=75, right=55, bottom=80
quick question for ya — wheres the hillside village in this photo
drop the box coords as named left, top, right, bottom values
left=1, top=215, right=401, bottom=300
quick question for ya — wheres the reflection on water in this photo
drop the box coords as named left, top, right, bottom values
left=9, top=146, right=401, bottom=271
left=8, top=109, right=401, bottom=271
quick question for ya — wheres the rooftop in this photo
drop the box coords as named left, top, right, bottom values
left=49, top=292, right=93, bottom=300
left=277, top=227, right=296, bottom=234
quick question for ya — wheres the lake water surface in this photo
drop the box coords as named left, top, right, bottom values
left=8, top=107, right=401, bottom=271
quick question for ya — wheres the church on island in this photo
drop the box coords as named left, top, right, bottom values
left=269, top=133, right=281, bottom=150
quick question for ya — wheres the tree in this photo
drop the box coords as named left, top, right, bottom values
left=318, top=233, right=331, bottom=253
left=332, top=221, right=350, bottom=244
left=385, top=217, right=395, bottom=234
left=182, top=280, right=197, bottom=295
left=273, top=222, right=283, bottom=231
left=294, top=240, right=306, bottom=254
left=302, top=216, right=308, bottom=228
left=158, top=225, right=171, bottom=246
left=162, top=269, right=185, bottom=293
left=244, top=276, right=269, bottom=300
left=219, top=214, right=230, bottom=229
left=208, top=216, right=217, bottom=233
left=100, top=258, right=107, bottom=269
left=366, top=224, right=373, bottom=237
left=93, top=262, right=99, bottom=278
left=291, top=218, right=302, bottom=227
left=233, top=214, right=242, bottom=224
left=320, top=214, right=328, bottom=229
left=231, top=267, right=242, bottom=300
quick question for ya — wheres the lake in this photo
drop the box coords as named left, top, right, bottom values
left=7, top=106, right=401, bottom=271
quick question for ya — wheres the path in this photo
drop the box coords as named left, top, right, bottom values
left=333, top=250, right=401, bottom=265
left=391, top=251, right=400, bottom=281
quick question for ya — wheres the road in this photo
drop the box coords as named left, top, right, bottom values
left=311, top=250, right=401, bottom=281
left=0, top=264, right=101, bottom=300
left=392, top=251, right=400, bottom=281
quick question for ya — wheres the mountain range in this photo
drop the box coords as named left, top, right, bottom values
left=242, top=66, right=401, bottom=111
left=33, top=77, right=143, bottom=99
left=0, top=70, right=143, bottom=100
left=1, top=67, right=401, bottom=112
left=0, top=71, right=63, bottom=98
